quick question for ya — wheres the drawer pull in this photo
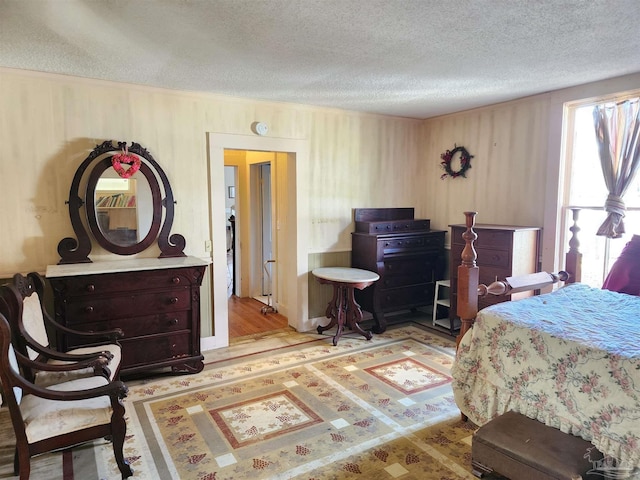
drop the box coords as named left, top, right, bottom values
left=86, top=284, right=95, bottom=292
left=169, top=297, right=179, bottom=304
left=84, top=306, right=94, bottom=313
left=172, top=276, right=181, bottom=284
left=169, top=318, right=179, bottom=325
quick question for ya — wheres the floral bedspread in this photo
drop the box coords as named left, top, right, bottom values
left=452, top=283, right=640, bottom=471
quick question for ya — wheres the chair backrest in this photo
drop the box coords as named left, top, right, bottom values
left=0, top=297, right=23, bottom=403
left=0, top=274, right=51, bottom=357
left=0, top=311, right=28, bottom=442
left=0, top=275, right=53, bottom=384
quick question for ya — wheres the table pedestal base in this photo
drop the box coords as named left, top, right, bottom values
left=317, top=281, right=373, bottom=346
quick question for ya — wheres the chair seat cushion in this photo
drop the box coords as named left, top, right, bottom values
left=20, top=376, right=112, bottom=443
left=34, top=365, right=96, bottom=387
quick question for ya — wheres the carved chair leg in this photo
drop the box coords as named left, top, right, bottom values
left=111, top=404, right=134, bottom=479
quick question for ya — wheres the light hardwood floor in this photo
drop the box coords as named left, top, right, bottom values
left=227, top=295, right=289, bottom=339
left=227, top=248, right=289, bottom=340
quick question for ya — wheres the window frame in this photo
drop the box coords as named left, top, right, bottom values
left=561, top=91, right=640, bottom=286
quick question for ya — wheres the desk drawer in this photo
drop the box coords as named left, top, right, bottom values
left=64, top=289, right=191, bottom=323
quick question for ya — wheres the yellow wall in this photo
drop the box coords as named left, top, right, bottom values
left=419, top=73, right=640, bottom=273
left=1, top=66, right=639, bottom=342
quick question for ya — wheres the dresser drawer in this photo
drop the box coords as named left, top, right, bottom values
left=379, top=284, right=431, bottom=310
left=479, top=295, right=505, bottom=310
left=57, top=269, right=197, bottom=296
left=450, top=244, right=511, bottom=269
left=477, top=266, right=512, bottom=285
left=380, top=271, right=433, bottom=288
left=384, top=255, right=435, bottom=275
left=64, top=288, right=192, bottom=324
left=356, top=219, right=432, bottom=234
left=65, top=311, right=190, bottom=343
left=120, top=332, right=193, bottom=368
left=451, top=227, right=513, bottom=249
left=475, top=248, right=511, bottom=268
left=381, top=233, right=444, bottom=255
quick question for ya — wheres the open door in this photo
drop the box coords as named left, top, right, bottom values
left=207, top=133, right=310, bottom=350
left=257, top=163, right=273, bottom=297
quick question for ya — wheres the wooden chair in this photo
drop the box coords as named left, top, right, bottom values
left=0, top=272, right=123, bottom=386
left=0, top=311, right=133, bottom=479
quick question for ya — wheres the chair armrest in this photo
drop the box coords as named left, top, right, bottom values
left=13, top=374, right=129, bottom=402
left=15, top=348, right=110, bottom=372
left=20, top=334, right=115, bottom=363
left=45, top=316, right=124, bottom=342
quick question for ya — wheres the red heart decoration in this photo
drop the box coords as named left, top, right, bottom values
left=111, top=153, right=141, bottom=179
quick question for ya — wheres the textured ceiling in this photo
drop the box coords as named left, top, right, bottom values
left=1, top=0, right=639, bottom=119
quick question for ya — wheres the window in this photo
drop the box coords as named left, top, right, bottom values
left=563, top=93, right=640, bottom=287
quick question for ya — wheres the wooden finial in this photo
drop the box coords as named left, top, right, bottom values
left=460, top=211, right=478, bottom=268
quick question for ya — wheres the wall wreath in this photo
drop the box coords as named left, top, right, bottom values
left=440, top=145, right=473, bottom=180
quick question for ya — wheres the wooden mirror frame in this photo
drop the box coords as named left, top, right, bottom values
left=86, top=158, right=162, bottom=255
left=57, top=140, right=186, bottom=264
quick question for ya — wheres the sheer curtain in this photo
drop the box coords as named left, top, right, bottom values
left=593, top=98, right=640, bottom=238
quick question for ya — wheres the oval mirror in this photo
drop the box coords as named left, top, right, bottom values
left=57, top=140, right=185, bottom=263
left=86, top=157, right=162, bottom=255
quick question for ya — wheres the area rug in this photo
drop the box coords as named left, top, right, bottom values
left=0, top=325, right=480, bottom=480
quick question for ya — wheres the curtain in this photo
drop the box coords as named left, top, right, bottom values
left=592, top=98, right=640, bottom=238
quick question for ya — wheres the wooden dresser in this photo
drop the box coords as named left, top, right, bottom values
left=46, top=256, right=209, bottom=377
left=449, top=224, right=541, bottom=322
left=351, top=208, right=446, bottom=333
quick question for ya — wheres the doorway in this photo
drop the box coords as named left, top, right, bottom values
left=224, top=153, right=275, bottom=305
left=224, top=156, right=282, bottom=339
left=207, top=133, right=310, bottom=350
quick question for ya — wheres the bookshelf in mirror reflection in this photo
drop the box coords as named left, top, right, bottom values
left=96, top=193, right=136, bottom=208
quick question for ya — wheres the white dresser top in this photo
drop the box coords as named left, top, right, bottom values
left=46, top=256, right=210, bottom=278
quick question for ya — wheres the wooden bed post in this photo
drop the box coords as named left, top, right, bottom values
left=456, top=211, right=480, bottom=347
left=565, top=208, right=582, bottom=284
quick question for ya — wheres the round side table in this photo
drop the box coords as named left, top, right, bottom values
left=312, top=267, right=379, bottom=346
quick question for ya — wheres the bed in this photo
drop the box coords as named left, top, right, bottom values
left=451, top=211, right=640, bottom=473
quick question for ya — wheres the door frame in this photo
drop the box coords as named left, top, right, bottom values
left=206, top=133, right=310, bottom=350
